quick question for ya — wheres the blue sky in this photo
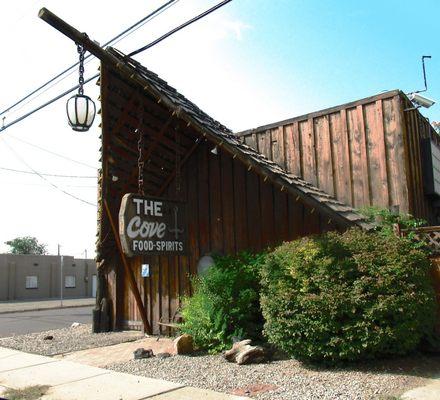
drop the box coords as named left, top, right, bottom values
left=221, top=0, right=440, bottom=127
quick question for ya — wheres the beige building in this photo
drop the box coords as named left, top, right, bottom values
left=0, top=254, right=97, bottom=301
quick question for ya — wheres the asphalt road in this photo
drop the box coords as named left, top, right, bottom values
left=0, top=306, right=93, bottom=337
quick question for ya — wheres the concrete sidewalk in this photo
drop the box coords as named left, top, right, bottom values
left=0, top=347, right=247, bottom=400
left=402, top=381, right=440, bottom=400
left=0, top=298, right=95, bottom=314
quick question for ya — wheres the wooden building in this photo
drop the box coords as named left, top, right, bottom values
left=94, top=47, right=379, bottom=333
left=37, top=8, right=440, bottom=335
left=238, top=91, right=440, bottom=223
left=38, top=8, right=440, bottom=335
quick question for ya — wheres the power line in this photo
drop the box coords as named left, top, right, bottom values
left=6, top=134, right=97, bottom=170
left=0, top=74, right=98, bottom=133
left=0, top=0, right=179, bottom=118
left=0, top=0, right=234, bottom=134
left=1, top=137, right=97, bottom=207
left=0, top=166, right=96, bottom=178
left=128, top=0, right=233, bottom=57
left=0, top=181, right=97, bottom=188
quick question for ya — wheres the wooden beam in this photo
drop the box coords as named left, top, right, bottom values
left=104, top=199, right=151, bottom=334
left=156, top=138, right=202, bottom=196
left=109, top=95, right=137, bottom=137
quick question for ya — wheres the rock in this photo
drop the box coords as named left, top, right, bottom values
left=224, top=339, right=252, bottom=362
left=236, top=345, right=266, bottom=365
left=43, top=335, right=53, bottom=341
left=71, top=322, right=81, bottom=328
left=156, top=352, right=172, bottom=359
left=224, top=339, right=269, bottom=365
left=173, top=334, right=194, bottom=355
left=133, top=348, right=154, bottom=360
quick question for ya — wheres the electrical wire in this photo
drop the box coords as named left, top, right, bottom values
left=0, top=74, right=98, bottom=133
left=128, top=0, right=233, bottom=57
left=0, top=181, right=97, bottom=188
left=0, top=0, right=234, bottom=134
left=1, top=137, right=97, bottom=207
left=6, top=135, right=97, bottom=170
left=0, top=166, right=96, bottom=178
left=0, top=0, right=179, bottom=118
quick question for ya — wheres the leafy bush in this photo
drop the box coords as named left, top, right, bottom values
left=360, top=206, right=426, bottom=234
left=180, top=252, right=265, bottom=353
left=260, top=229, right=436, bottom=364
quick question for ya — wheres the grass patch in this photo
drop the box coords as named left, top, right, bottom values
left=3, top=385, right=50, bottom=400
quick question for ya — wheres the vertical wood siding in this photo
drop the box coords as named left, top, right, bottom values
left=401, top=96, right=440, bottom=221
left=240, top=91, right=432, bottom=218
left=111, top=142, right=344, bottom=333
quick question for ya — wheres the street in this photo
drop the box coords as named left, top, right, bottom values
left=0, top=306, right=93, bottom=337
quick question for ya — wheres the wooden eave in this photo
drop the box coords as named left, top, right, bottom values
left=101, top=47, right=373, bottom=231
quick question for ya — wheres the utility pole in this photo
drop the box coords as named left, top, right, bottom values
left=60, top=252, right=64, bottom=307
left=84, top=249, right=87, bottom=259
left=57, top=244, right=60, bottom=256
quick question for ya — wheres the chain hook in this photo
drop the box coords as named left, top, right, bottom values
left=137, top=102, right=145, bottom=196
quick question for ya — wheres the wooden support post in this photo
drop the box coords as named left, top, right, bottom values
left=104, top=199, right=151, bottom=334
left=156, top=138, right=202, bottom=196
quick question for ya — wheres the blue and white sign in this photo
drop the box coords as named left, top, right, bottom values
left=141, top=264, right=150, bottom=277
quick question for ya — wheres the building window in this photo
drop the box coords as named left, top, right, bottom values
left=65, top=275, right=76, bottom=288
left=25, top=276, right=38, bottom=289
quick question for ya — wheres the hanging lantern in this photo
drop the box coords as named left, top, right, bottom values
left=66, top=42, right=96, bottom=132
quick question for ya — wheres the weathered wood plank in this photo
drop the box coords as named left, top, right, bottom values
left=186, top=148, right=200, bottom=286
left=209, top=148, right=224, bottom=253
left=243, top=133, right=257, bottom=150
left=330, top=110, right=352, bottom=205
left=233, top=158, right=248, bottom=251
left=314, top=115, right=334, bottom=196
left=221, top=152, right=236, bottom=254
left=299, top=119, right=317, bottom=186
left=383, top=97, right=409, bottom=213
left=363, top=101, right=390, bottom=207
left=357, top=105, right=371, bottom=206
left=273, top=189, right=289, bottom=244
left=257, top=130, right=272, bottom=159
left=159, top=256, right=169, bottom=334
left=259, top=176, right=275, bottom=247
left=284, top=123, right=302, bottom=176
left=271, top=127, right=286, bottom=170
left=347, top=107, right=368, bottom=207
left=197, top=143, right=210, bottom=255
left=246, top=170, right=261, bottom=251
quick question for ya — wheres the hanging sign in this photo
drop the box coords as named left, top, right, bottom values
left=119, top=194, right=188, bottom=256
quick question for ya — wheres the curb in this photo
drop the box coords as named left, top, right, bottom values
left=0, top=302, right=95, bottom=315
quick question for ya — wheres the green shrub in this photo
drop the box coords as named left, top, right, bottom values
left=360, top=206, right=426, bottom=234
left=180, top=252, right=265, bottom=353
left=260, top=228, right=436, bottom=364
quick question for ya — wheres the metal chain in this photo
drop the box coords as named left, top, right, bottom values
left=77, top=43, right=85, bottom=95
left=137, top=112, right=145, bottom=196
left=175, top=128, right=181, bottom=194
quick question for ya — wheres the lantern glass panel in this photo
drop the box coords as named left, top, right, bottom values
left=66, top=94, right=96, bottom=131
left=75, top=96, right=89, bottom=125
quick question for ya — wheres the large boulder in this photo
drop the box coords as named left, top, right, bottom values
left=173, top=334, right=194, bottom=355
left=224, top=339, right=269, bottom=365
left=133, top=348, right=153, bottom=360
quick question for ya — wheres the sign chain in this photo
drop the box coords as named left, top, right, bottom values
left=175, top=127, right=181, bottom=195
left=137, top=105, right=145, bottom=196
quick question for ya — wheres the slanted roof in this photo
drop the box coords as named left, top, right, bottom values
left=104, top=47, right=374, bottom=230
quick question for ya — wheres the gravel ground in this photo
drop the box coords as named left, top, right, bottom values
left=0, top=324, right=143, bottom=356
left=108, top=352, right=440, bottom=400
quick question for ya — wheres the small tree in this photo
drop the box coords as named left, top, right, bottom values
left=5, top=236, right=47, bottom=255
